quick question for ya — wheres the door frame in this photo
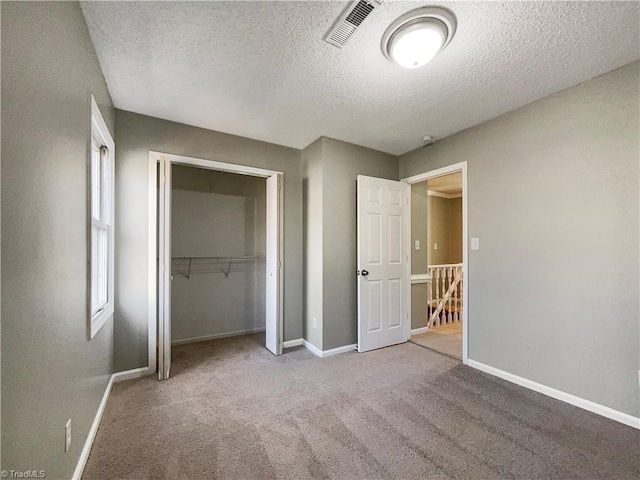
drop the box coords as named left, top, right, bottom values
left=401, top=161, right=469, bottom=364
left=148, top=151, right=284, bottom=379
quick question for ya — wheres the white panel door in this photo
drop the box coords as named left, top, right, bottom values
left=357, top=175, right=410, bottom=352
left=265, top=173, right=283, bottom=355
left=158, top=157, right=172, bottom=379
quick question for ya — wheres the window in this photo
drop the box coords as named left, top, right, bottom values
left=90, top=96, right=115, bottom=338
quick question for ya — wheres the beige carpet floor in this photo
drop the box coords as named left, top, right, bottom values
left=411, top=323, right=462, bottom=360
left=83, top=333, right=639, bottom=479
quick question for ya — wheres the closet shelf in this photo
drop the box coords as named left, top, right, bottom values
left=171, top=256, right=265, bottom=279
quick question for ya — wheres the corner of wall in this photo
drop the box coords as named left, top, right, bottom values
left=302, top=138, right=324, bottom=350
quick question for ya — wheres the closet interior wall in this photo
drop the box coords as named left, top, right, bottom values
left=171, top=165, right=267, bottom=344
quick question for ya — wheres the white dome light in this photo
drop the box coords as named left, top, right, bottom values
left=381, top=7, right=456, bottom=69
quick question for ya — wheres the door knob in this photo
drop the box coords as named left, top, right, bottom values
left=361, top=270, right=369, bottom=276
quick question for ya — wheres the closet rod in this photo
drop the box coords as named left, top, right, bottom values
left=171, top=256, right=265, bottom=279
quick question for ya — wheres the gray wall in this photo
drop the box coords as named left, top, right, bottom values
left=448, top=197, right=462, bottom=265
left=428, top=196, right=462, bottom=265
left=302, top=139, right=324, bottom=349
left=321, top=138, right=399, bottom=350
left=410, top=285, right=429, bottom=331
left=171, top=167, right=266, bottom=343
left=1, top=2, right=115, bottom=477
left=114, top=110, right=303, bottom=371
left=411, top=183, right=429, bottom=330
left=411, top=182, right=429, bottom=274
left=400, top=62, right=640, bottom=417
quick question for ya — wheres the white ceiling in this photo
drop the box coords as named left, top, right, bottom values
left=81, top=1, right=640, bottom=155
left=427, top=171, right=461, bottom=195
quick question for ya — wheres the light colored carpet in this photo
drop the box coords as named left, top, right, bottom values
left=411, top=323, right=462, bottom=360
left=83, top=333, right=639, bottom=480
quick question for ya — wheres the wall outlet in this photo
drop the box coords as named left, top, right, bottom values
left=312, top=317, right=317, bottom=329
left=65, top=419, right=72, bottom=452
left=414, top=240, right=420, bottom=250
left=433, top=243, right=438, bottom=250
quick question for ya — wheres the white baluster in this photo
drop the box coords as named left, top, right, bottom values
left=441, top=267, right=447, bottom=325
left=457, top=266, right=461, bottom=322
left=433, top=268, right=439, bottom=327
left=453, top=266, right=459, bottom=323
left=427, top=268, right=433, bottom=326
left=459, top=266, right=463, bottom=324
left=439, top=268, right=446, bottom=326
left=447, top=267, right=453, bottom=324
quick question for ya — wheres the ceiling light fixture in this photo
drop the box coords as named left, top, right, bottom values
left=381, top=7, right=456, bottom=69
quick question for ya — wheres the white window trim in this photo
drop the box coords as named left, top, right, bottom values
left=90, top=95, right=115, bottom=338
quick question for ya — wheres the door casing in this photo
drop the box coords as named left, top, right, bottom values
left=401, top=161, right=469, bottom=364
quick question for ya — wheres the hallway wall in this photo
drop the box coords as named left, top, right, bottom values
left=428, top=196, right=462, bottom=265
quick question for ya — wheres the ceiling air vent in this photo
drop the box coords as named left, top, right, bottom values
left=324, top=0, right=380, bottom=48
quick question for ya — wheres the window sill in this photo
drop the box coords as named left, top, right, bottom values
left=90, top=304, right=114, bottom=339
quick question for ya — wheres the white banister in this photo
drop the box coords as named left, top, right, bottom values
left=427, top=264, right=463, bottom=328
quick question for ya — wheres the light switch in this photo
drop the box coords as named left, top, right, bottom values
left=433, top=243, right=438, bottom=250
left=414, top=240, right=420, bottom=250
left=471, top=237, right=480, bottom=251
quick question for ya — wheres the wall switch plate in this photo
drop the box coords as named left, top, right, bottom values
left=65, top=419, right=72, bottom=452
left=433, top=243, right=438, bottom=250
left=471, top=237, right=480, bottom=251
left=312, top=317, right=317, bottom=329
left=414, top=240, right=420, bottom=250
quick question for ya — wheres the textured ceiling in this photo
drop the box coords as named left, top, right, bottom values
left=81, top=1, right=640, bottom=155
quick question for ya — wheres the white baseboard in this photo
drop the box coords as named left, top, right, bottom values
left=72, top=374, right=114, bottom=480
left=468, top=359, right=640, bottom=430
left=283, top=338, right=303, bottom=348
left=322, top=343, right=357, bottom=357
left=73, top=366, right=154, bottom=479
left=411, top=327, right=429, bottom=335
left=302, top=339, right=323, bottom=357
left=171, top=327, right=265, bottom=346
left=302, top=340, right=357, bottom=358
left=113, top=366, right=154, bottom=383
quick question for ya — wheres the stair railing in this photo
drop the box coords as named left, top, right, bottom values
left=427, top=264, right=463, bottom=328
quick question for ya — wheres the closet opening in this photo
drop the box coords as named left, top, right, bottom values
left=149, top=152, right=283, bottom=380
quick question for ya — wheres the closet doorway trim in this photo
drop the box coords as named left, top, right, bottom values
left=148, top=151, right=284, bottom=380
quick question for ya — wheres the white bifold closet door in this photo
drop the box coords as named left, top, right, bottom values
left=265, top=173, right=283, bottom=355
left=158, top=157, right=172, bottom=380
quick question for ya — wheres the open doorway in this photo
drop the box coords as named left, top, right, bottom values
left=403, top=162, right=468, bottom=363
left=150, top=152, right=283, bottom=380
